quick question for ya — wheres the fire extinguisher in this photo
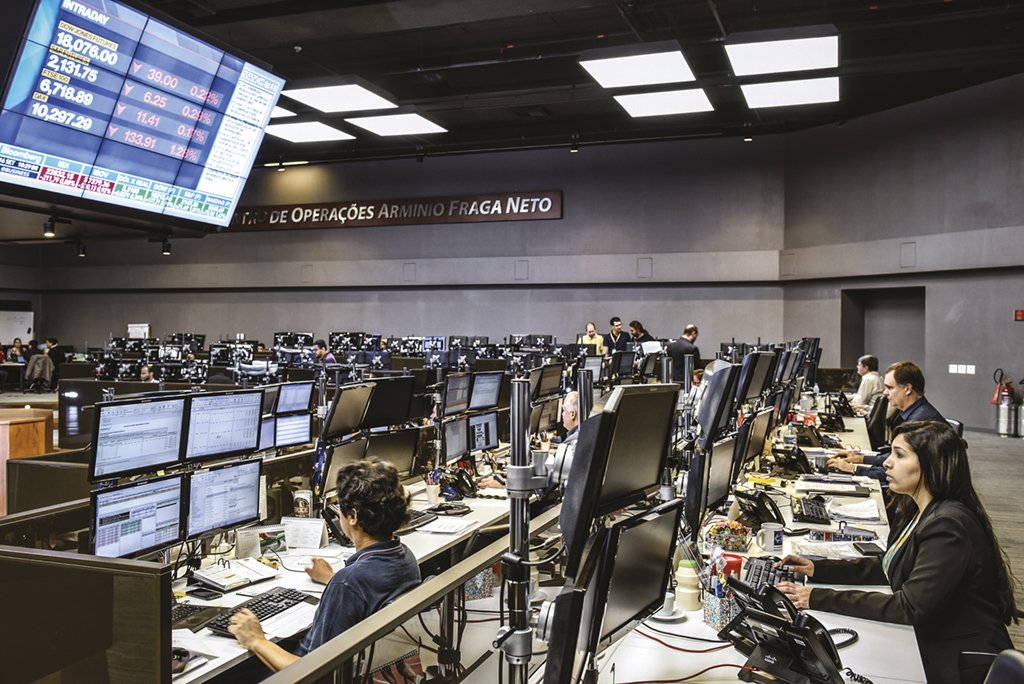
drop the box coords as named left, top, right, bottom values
left=992, top=369, right=1014, bottom=404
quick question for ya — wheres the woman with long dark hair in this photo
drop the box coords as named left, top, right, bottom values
left=777, top=420, right=1017, bottom=684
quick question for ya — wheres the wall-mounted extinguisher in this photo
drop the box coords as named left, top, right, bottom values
left=992, top=369, right=1015, bottom=405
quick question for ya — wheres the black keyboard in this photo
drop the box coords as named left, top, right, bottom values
left=743, top=556, right=796, bottom=588
left=792, top=497, right=831, bottom=525
left=171, top=602, right=221, bottom=631
left=205, top=587, right=311, bottom=636
left=396, top=508, right=438, bottom=535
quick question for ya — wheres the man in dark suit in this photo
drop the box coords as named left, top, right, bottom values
left=828, top=361, right=944, bottom=479
left=666, top=324, right=700, bottom=382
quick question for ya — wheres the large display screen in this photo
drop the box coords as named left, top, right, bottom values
left=0, top=0, right=284, bottom=226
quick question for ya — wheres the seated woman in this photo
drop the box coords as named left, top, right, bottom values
left=228, top=459, right=421, bottom=673
left=776, top=420, right=1017, bottom=684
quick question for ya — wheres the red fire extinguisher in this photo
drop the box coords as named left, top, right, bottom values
left=992, top=369, right=1014, bottom=404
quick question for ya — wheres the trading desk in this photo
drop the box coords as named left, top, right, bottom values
left=172, top=485, right=512, bottom=683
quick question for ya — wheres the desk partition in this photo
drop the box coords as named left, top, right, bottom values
left=0, top=545, right=171, bottom=684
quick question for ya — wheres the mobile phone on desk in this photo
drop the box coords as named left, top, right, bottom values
left=187, top=587, right=223, bottom=601
left=854, top=541, right=885, bottom=556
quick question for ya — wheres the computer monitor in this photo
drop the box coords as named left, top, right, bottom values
left=468, top=411, right=499, bottom=452
left=444, top=373, right=472, bottom=416
left=773, top=349, right=792, bottom=386
left=734, top=351, right=777, bottom=405
left=92, top=475, right=184, bottom=558
left=324, top=437, right=369, bottom=497
left=580, top=355, right=602, bottom=382
left=186, top=460, right=262, bottom=539
left=390, top=355, right=426, bottom=371
left=276, top=381, right=315, bottom=415
left=531, top=334, right=555, bottom=347
left=614, top=351, right=636, bottom=377
left=587, top=499, right=684, bottom=649
left=276, top=413, right=312, bottom=447
left=559, top=384, right=678, bottom=579
left=184, top=390, right=263, bottom=461
left=531, top=396, right=562, bottom=434
left=705, top=435, right=738, bottom=513
left=261, top=384, right=281, bottom=415
left=365, top=428, right=420, bottom=476
left=259, top=416, right=276, bottom=451
left=422, top=336, right=446, bottom=353
left=444, top=417, right=469, bottom=463
left=475, top=357, right=508, bottom=373
left=696, top=362, right=740, bottom=451
left=468, top=371, right=503, bottom=411
left=361, top=375, right=415, bottom=428
left=532, top=363, right=563, bottom=400
left=90, top=396, right=187, bottom=482
left=733, top=408, right=774, bottom=483
left=323, top=383, right=375, bottom=441
left=786, top=350, right=806, bottom=383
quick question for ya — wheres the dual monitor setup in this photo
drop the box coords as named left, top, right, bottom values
left=87, top=382, right=315, bottom=560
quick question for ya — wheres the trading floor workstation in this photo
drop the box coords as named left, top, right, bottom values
left=3, top=331, right=970, bottom=684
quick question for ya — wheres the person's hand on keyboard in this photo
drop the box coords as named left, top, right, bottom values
left=826, top=456, right=858, bottom=474
left=305, top=558, right=336, bottom=585
left=776, top=581, right=812, bottom=609
left=227, top=608, right=266, bottom=650
left=775, top=554, right=816, bottom=579
left=833, top=450, right=864, bottom=464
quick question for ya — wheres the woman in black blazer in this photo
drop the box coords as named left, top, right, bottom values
left=777, top=420, right=1017, bottom=684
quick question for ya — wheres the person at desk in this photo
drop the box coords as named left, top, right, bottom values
left=227, top=460, right=421, bottom=674
left=577, top=322, right=605, bottom=356
left=852, top=354, right=885, bottom=409
left=828, top=361, right=944, bottom=479
left=605, top=317, right=631, bottom=355
left=776, top=421, right=1016, bottom=684
left=666, top=324, right=701, bottom=382
left=139, top=364, right=159, bottom=383
left=628, top=320, right=654, bottom=344
left=7, top=337, right=25, bottom=361
left=313, top=338, right=337, bottom=365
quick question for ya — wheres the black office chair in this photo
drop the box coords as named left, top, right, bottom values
left=947, top=418, right=965, bottom=437
left=865, top=395, right=889, bottom=451
left=960, top=648, right=1024, bottom=684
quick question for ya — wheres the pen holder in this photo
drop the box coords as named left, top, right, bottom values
left=702, top=593, right=741, bottom=632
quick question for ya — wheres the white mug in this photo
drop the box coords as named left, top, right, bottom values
left=757, top=522, right=784, bottom=554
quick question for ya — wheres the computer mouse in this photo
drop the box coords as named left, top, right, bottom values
left=170, top=648, right=192, bottom=674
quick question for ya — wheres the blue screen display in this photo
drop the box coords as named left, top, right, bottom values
left=0, top=0, right=284, bottom=226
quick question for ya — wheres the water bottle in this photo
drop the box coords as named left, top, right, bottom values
left=783, top=423, right=798, bottom=448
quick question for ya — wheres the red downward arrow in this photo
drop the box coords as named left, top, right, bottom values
left=108, top=125, right=119, bottom=136
left=131, top=61, right=142, bottom=74
left=124, top=83, right=135, bottom=95
left=116, top=103, right=126, bottom=115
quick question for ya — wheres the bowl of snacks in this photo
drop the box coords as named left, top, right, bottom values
left=703, top=519, right=751, bottom=552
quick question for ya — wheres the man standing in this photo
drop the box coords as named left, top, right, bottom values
left=666, top=324, right=701, bottom=382
left=828, top=361, right=944, bottom=478
left=577, top=322, right=605, bottom=356
left=605, top=317, right=631, bottom=355
left=851, top=354, right=885, bottom=408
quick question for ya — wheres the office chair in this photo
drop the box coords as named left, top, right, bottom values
left=865, top=396, right=889, bottom=451
left=959, top=648, right=1024, bottom=684
left=946, top=418, right=965, bottom=437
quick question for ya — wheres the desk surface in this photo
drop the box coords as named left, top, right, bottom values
left=173, top=486, right=511, bottom=683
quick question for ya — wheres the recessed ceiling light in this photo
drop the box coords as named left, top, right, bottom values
left=725, top=35, right=838, bottom=76
left=580, top=50, right=695, bottom=88
left=613, top=89, right=714, bottom=117
left=271, top=106, right=296, bottom=118
left=265, top=122, right=355, bottom=143
left=740, top=77, right=839, bottom=108
left=282, top=84, right=397, bottom=113
left=280, top=160, right=309, bottom=166
left=344, top=113, right=446, bottom=136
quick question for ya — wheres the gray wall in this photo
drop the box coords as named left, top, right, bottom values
left=11, top=74, right=1024, bottom=430
left=861, top=288, right=926, bottom=373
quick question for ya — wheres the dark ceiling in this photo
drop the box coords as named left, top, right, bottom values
left=1, top=0, right=1023, bottom=244
left=150, top=0, right=1024, bottom=163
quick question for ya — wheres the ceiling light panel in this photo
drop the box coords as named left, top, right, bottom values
left=265, top=122, right=355, bottom=143
left=282, top=85, right=397, bottom=113
left=726, top=36, right=838, bottom=76
left=740, top=77, right=839, bottom=108
left=613, top=89, right=713, bottom=117
left=344, top=113, right=446, bottom=136
left=580, top=50, right=695, bottom=88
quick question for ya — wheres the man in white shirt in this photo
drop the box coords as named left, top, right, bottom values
left=851, top=354, right=884, bottom=409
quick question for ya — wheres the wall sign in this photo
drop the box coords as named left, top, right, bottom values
left=230, top=190, right=562, bottom=231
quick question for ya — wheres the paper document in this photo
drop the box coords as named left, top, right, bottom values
left=261, top=602, right=318, bottom=639
left=419, top=518, right=475, bottom=535
left=192, top=557, right=278, bottom=591
left=789, top=540, right=863, bottom=560
left=827, top=498, right=881, bottom=522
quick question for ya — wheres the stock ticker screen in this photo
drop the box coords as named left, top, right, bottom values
left=0, top=0, right=284, bottom=226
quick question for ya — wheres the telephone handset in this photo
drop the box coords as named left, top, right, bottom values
left=322, top=503, right=353, bottom=547
left=734, top=489, right=786, bottom=530
left=773, top=444, right=815, bottom=473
